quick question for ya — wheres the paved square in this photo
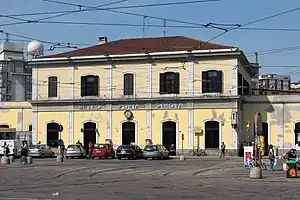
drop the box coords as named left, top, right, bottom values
left=0, top=157, right=297, bottom=199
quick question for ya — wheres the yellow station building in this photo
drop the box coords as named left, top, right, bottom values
left=24, top=35, right=300, bottom=155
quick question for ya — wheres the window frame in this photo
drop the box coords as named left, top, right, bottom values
left=159, top=71, right=180, bottom=94
left=202, top=70, right=223, bottom=93
left=48, top=76, right=58, bottom=98
left=80, top=75, right=99, bottom=97
left=123, top=72, right=135, bottom=96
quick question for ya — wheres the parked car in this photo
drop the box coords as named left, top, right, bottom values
left=66, top=144, right=86, bottom=159
left=143, top=144, right=170, bottom=160
left=92, top=143, right=115, bottom=159
left=28, top=144, right=55, bottom=158
left=116, top=145, right=143, bottom=160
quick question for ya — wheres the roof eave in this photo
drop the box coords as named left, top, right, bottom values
left=28, top=48, right=239, bottom=65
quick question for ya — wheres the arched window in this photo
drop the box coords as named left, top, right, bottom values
left=81, top=75, right=99, bottom=97
left=202, top=70, right=223, bottom=93
left=123, top=73, right=134, bottom=95
left=48, top=76, right=58, bottom=97
left=159, top=72, right=180, bottom=94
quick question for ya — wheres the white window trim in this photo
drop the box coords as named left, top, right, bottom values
left=80, top=74, right=100, bottom=98
left=159, top=71, right=181, bottom=96
left=47, top=75, right=60, bottom=100
left=122, top=72, right=136, bottom=98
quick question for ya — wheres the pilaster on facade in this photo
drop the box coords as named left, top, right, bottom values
left=187, top=62, right=195, bottom=97
left=17, top=109, right=23, bottom=131
left=68, top=105, right=74, bottom=144
left=32, top=111, right=38, bottom=143
left=188, top=109, right=194, bottom=149
left=106, top=104, right=112, bottom=139
left=106, top=64, right=113, bottom=99
left=68, top=63, right=75, bottom=99
left=32, top=67, right=38, bottom=100
left=146, top=63, right=152, bottom=98
left=231, top=108, right=238, bottom=149
left=231, top=59, right=238, bottom=95
left=278, top=104, right=285, bottom=148
left=146, top=109, right=152, bottom=140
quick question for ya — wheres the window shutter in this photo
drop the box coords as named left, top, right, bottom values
left=94, top=76, right=99, bottom=96
left=174, top=72, right=180, bottom=94
left=159, top=73, right=165, bottom=94
left=202, top=71, right=208, bottom=93
left=48, top=76, right=57, bottom=97
left=123, top=74, right=134, bottom=95
left=81, top=76, right=86, bottom=96
left=216, top=71, right=223, bottom=93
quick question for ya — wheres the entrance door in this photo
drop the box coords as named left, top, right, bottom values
left=122, top=122, right=135, bottom=145
left=205, top=121, right=220, bottom=149
left=162, top=121, right=176, bottom=150
left=47, top=123, right=59, bottom=148
left=262, top=122, right=269, bottom=155
left=83, top=122, right=97, bottom=149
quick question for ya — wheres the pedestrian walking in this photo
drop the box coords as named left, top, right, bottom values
left=220, top=142, right=226, bottom=158
left=87, top=142, right=93, bottom=159
left=268, top=144, right=275, bottom=171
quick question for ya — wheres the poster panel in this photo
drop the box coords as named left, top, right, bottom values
left=244, top=146, right=253, bottom=170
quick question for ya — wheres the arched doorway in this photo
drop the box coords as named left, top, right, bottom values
left=83, top=122, right=97, bottom=149
left=262, top=122, right=269, bottom=155
left=204, top=121, right=220, bottom=149
left=122, top=122, right=135, bottom=145
left=294, top=122, right=300, bottom=145
left=162, top=121, right=177, bottom=150
left=47, top=123, right=59, bottom=148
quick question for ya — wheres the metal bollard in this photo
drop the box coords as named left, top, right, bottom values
left=20, top=156, right=28, bottom=164
left=9, top=156, right=15, bottom=163
left=56, top=155, right=63, bottom=162
left=1, top=156, right=10, bottom=164
left=27, top=156, right=33, bottom=164
left=179, top=155, right=186, bottom=161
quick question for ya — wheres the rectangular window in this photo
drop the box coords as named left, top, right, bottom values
left=81, top=75, right=99, bottom=97
left=159, top=72, right=180, bottom=94
left=202, top=70, right=223, bottom=93
left=123, top=73, right=134, bottom=95
left=48, top=76, right=58, bottom=97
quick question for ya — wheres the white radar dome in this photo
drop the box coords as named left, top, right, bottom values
left=27, top=40, right=44, bottom=57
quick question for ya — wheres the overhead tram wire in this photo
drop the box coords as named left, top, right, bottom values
left=38, top=0, right=129, bottom=21
left=207, top=7, right=300, bottom=42
left=5, top=0, right=220, bottom=18
left=39, top=0, right=226, bottom=31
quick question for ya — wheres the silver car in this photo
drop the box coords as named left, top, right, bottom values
left=66, top=144, right=86, bottom=159
left=28, top=144, right=55, bottom=158
left=143, top=145, right=169, bottom=160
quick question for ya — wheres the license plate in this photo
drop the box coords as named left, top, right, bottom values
left=121, top=151, right=126, bottom=154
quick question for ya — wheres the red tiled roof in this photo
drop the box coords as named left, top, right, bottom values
left=40, top=36, right=234, bottom=58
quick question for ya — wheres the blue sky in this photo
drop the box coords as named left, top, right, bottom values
left=2, top=0, right=300, bottom=81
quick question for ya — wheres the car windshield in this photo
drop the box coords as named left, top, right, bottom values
left=94, top=144, right=105, bottom=149
left=68, top=145, right=80, bottom=149
left=118, top=145, right=131, bottom=150
left=144, top=146, right=157, bottom=151
left=30, top=145, right=40, bottom=149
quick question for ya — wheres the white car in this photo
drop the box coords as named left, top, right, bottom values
left=66, top=144, right=86, bottom=159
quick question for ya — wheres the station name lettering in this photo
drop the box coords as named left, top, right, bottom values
left=119, top=104, right=138, bottom=110
left=155, top=103, right=183, bottom=109
left=76, top=105, right=102, bottom=110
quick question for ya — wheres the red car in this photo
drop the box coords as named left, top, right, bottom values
left=92, top=143, right=115, bottom=159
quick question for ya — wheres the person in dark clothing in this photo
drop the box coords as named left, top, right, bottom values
left=76, top=140, right=83, bottom=147
left=220, top=142, right=226, bottom=158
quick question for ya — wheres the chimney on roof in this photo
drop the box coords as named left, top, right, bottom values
left=98, top=37, right=107, bottom=45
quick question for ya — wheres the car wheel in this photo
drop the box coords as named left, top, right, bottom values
left=144, top=158, right=148, bottom=160
left=51, top=152, right=55, bottom=157
left=66, top=156, right=69, bottom=159
left=40, top=153, right=44, bottom=158
left=91, top=156, right=95, bottom=160
left=117, top=157, right=121, bottom=160
left=160, top=154, right=163, bottom=160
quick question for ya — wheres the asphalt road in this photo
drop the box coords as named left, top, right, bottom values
left=0, top=157, right=298, bottom=200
